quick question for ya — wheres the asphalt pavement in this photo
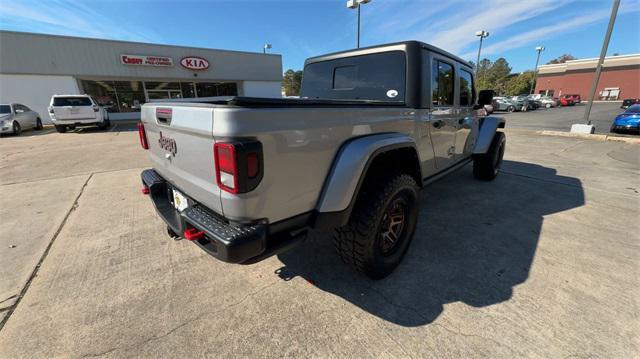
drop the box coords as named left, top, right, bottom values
left=498, top=102, right=630, bottom=135
left=0, top=124, right=638, bottom=358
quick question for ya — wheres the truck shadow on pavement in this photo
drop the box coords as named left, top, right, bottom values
left=275, top=160, right=585, bottom=326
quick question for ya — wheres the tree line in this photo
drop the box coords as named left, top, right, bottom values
left=282, top=54, right=575, bottom=97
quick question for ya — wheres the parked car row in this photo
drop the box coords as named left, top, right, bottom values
left=0, top=94, right=111, bottom=136
left=490, top=93, right=583, bottom=113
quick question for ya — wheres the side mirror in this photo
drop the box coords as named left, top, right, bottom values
left=478, top=89, right=494, bottom=106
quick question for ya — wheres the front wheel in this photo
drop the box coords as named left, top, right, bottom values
left=473, top=132, right=506, bottom=181
left=507, top=106, right=515, bottom=113
left=12, top=121, right=21, bottom=135
left=545, top=103, right=551, bottom=109
left=333, top=173, right=419, bottom=279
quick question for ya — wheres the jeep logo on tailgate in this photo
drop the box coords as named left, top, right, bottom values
left=158, top=131, right=177, bottom=156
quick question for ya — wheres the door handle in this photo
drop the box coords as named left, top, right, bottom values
left=432, top=120, right=444, bottom=129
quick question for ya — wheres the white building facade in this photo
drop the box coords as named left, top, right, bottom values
left=0, top=31, right=283, bottom=122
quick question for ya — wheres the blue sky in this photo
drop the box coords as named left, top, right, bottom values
left=1, top=0, right=639, bottom=73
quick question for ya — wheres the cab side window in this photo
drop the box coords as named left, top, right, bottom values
left=431, top=60, right=454, bottom=106
left=459, top=69, right=474, bottom=107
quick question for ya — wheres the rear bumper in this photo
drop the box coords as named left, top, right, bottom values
left=611, top=124, right=640, bottom=132
left=52, top=118, right=102, bottom=125
left=141, top=169, right=307, bottom=263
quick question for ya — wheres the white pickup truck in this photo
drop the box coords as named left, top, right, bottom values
left=139, top=41, right=505, bottom=278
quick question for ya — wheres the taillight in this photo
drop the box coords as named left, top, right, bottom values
left=214, top=140, right=263, bottom=194
left=48, top=107, right=54, bottom=114
left=137, top=122, right=149, bottom=149
left=214, top=143, right=238, bottom=193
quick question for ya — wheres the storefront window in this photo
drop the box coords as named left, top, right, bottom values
left=181, top=82, right=196, bottom=98
left=80, top=80, right=239, bottom=111
left=144, top=82, right=181, bottom=91
left=113, top=81, right=145, bottom=112
left=196, top=82, right=238, bottom=97
left=80, top=80, right=145, bottom=112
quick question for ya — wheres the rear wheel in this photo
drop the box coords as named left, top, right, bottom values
left=473, top=132, right=506, bottom=181
left=12, top=121, right=21, bottom=135
left=55, top=125, right=67, bottom=133
left=507, top=106, right=515, bottom=113
left=35, top=118, right=43, bottom=130
left=98, top=119, right=111, bottom=130
left=545, top=103, right=551, bottom=109
left=333, top=173, right=419, bottom=279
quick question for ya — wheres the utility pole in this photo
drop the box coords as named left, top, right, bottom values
left=584, top=0, right=619, bottom=126
left=475, top=30, right=490, bottom=83
left=530, top=46, right=545, bottom=94
left=347, top=0, right=371, bottom=48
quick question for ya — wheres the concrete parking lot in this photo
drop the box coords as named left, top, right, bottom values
left=0, top=123, right=638, bottom=358
left=498, top=102, right=633, bottom=135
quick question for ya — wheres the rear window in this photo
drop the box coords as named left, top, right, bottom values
left=53, top=97, right=92, bottom=106
left=0, top=105, right=10, bottom=114
left=301, top=51, right=406, bottom=103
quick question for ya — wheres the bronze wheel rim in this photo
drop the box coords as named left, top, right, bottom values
left=379, top=197, right=407, bottom=255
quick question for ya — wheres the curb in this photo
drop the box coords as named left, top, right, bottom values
left=537, top=130, right=640, bottom=144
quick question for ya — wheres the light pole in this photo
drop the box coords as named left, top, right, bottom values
left=263, top=43, right=272, bottom=54
left=347, top=0, right=371, bottom=48
left=475, top=30, right=489, bottom=82
left=529, top=46, right=545, bottom=94
left=583, top=0, right=620, bottom=126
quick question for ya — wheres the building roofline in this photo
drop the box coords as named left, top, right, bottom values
left=538, top=53, right=640, bottom=68
left=0, top=30, right=281, bottom=58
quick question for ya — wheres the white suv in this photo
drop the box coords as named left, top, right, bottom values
left=48, top=95, right=110, bottom=133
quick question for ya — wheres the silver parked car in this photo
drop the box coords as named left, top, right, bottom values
left=0, top=103, right=43, bottom=135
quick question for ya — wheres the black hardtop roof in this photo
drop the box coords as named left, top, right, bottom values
left=304, top=40, right=471, bottom=69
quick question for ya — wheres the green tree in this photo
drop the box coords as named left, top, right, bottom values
left=476, top=58, right=512, bottom=94
left=476, top=58, right=493, bottom=90
left=282, top=69, right=303, bottom=96
left=505, top=71, right=536, bottom=96
left=546, top=54, right=576, bottom=64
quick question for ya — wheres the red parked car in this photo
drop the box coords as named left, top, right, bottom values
left=566, top=94, right=581, bottom=104
left=555, top=96, right=575, bottom=106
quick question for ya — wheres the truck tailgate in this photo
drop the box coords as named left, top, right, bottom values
left=141, top=104, right=222, bottom=215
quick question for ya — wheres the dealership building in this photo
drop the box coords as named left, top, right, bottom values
left=0, top=31, right=283, bottom=122
left=534, top=53, right=640, bottom=101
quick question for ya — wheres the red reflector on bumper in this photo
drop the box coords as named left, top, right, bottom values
left=184, top=228, right=205, bottom=241
left=141, top=187, right=150, bottom=195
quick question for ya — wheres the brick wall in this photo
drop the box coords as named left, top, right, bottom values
left=535, top=65, right=640, bottom=100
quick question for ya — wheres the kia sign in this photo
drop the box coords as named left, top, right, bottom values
left=181, top=56, right=209, bottom=70
left=120, top=54, right=173, bottom=67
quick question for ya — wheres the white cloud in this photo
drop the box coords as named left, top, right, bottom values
left=458, top=0, right=640, bottom=60
left=422, top=0, right=568, bottom=53
left=0, top=0, right=161, bottom=43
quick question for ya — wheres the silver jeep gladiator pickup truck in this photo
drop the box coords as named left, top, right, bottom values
left=139, top=41, right=505, bottom=278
